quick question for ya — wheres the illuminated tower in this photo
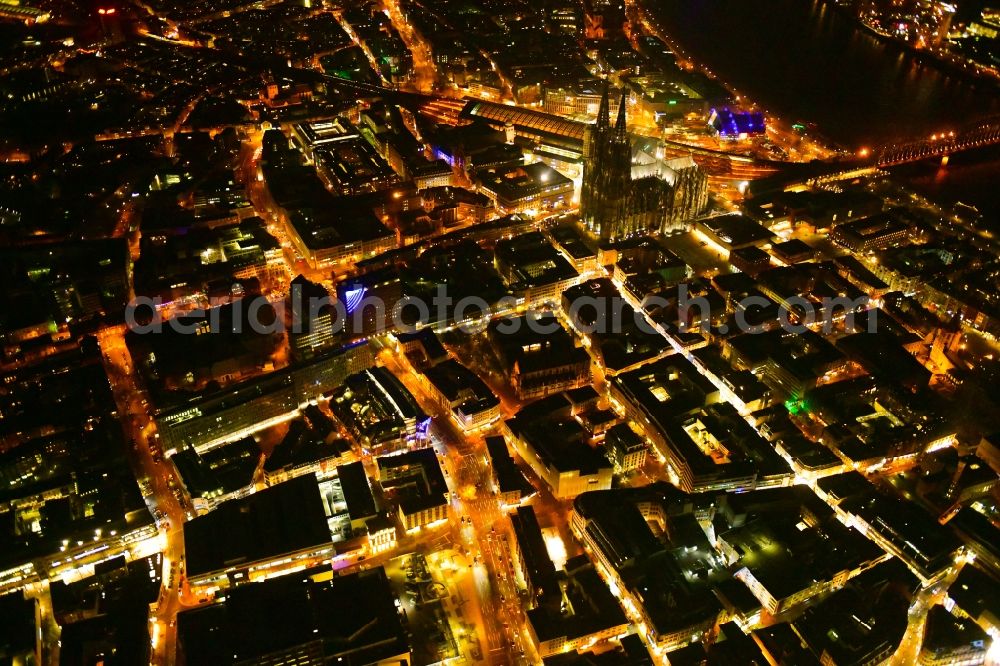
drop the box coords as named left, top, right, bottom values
left=95, top=3, right=124, bottom=44
left=581, top=85, right=631, bottom=241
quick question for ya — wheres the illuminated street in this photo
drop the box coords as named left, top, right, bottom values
left=1, top=0, right=1000, bottom=664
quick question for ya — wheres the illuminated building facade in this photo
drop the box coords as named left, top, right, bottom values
left=183, top=474, right=333, bottom=589
left=156, top=342, right=373, bottom=454
left=329, top=366, right=429, bottom=455
left=375, top=448, right=449, bottom=530
left=708, top=108, right=766, bottom=140
left=475, top=162, right=574, bottom=215
left=581, top=86, right=709, bottom=241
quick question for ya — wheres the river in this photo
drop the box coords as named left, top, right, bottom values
left=649, top=0, right=1000, bottom=219
left=887, top=143, right=1000, bottom=221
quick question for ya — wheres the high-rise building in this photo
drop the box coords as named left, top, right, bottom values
left=93, top=2, right=124, bottom=43
left=581, top=85, right=709, bottom=241
left=287, top=275, right=338, bottom=361
left=548, top=1, right=581, bottom=36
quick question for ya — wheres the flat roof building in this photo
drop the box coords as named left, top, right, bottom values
left=506, top=393, right=612, bottom=499
left=709, top=108, right=766, bottom=139
left=605, top=422, right=648, bottom=474
left=485, top=436, right=535, bottom=507
left=562, top=278, right=671, bottom=374
left=313, top=138, right=400, bottom=196
left=833, top=482, right=963, bottom=582
left=0, top=342, right=155, bottom=594
left=394, top=328, right=449, bottom=370
left=183, top=474, right=332, bottom=588
left=918, top=606, right=990, bottom=666
left=794, top=560, right=917, bottom=666
left=495, top=231, right=581, bottom=307
left=421, top=359, right=501, bottom=432
left=177, top=566, right=409, bottom=666
left=947, top=564, right=1000, bottom=636
left=551, top=223, right=600, bottom=274
left=806, top=376, right=954, bottom=471
left=335, top=461, right=379, bottom=532
left=286, top=204, right=396, bottom=269
left=609, top=356, right=789, bottom=493
left=488, top=313, right=592, bottom=400
left=717, top=488, right=888, bottom=615
left=328, top=366, right=428, bottom=455
left=694, top=214, right=773, bottom=252
left=375, top=448, right=449, bottom=531
left=510, top=505, right=560, bottom=605
left=476, top=163, right=574, bottom=215
left=831, top=211, right=913, bottom=253
left=262, top=415, right=353, bottom=486
left=771, top=238, right=816, bottom=265
left=724, top=328, right=846, bottom=400
left=156, top=341, right=373, bottom=454
left=0, top=591, right=38, bottom=665
left=527, top=559, right=630, bottom=658
left=570, top=486, right=725, bottom=652
left=291, top=118, right=362, bottom=159
left=170, top=437, right=259, bottom=513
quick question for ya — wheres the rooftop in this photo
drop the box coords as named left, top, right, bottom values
left=948, top=564, right=1000, bottom=626
left=921, top=606, right=990, bottom=659
left=423, top=359, right=500, bottom=413
left=177, top=566, right=408, bottom=665
left=495, top=231, right=579, bottom=289
left=171, top=437, right=259, bottom=501
left=375, top=447, right=448, bottom=516
left=329, top=366, right=427, bottom=446
left=507, top=394, right=612, bottom=476
left=183, top=474, right=330, bottom=578
left=510, top=505, right=560, bottom=599
left=462, top=99, right=586, bottom=141
left=709, top=108, right=766, bottom=137
left=476, top=163, right=573, bottom=204
left=336, top=460, right=378, bottom=524
left=697, top=214, right=773, bottom=249
left=485, top=436, right=535, bottom=500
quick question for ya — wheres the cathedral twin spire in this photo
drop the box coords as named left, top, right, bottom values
left=583, top=80, right=633, bottom=240
left=595, top=81, right=629, bottom=142
left=583, top=79, right=709, bottom=240
left=596, top=80, right=610, bottom=130
left=613, top=86, right=627, bottom=140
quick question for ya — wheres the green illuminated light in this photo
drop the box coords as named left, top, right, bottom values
left=785, top=398, right=809, bottom=415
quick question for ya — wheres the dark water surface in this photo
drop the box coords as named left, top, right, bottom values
left=650, top=0, right=1000, bottom=218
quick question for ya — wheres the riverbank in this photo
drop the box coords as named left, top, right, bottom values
left=630, top=0, right=841, bottom=159
left=645, top=0, right=1000, bottom=147
left=889, top=143, right=1000, bottom=226
left=818, top=0, right=1000, bottom=91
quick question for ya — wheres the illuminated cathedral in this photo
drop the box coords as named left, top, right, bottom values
left=581, top=85, right=709, bottom=241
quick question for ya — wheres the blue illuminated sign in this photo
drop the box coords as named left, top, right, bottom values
left=343, top=285, right=367, bottom=314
